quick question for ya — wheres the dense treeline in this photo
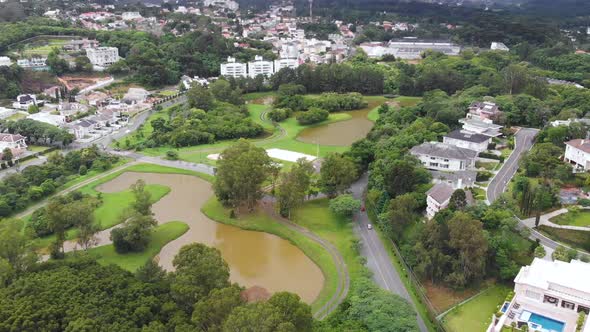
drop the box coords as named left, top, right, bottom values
left=0, top=65, right=23, bottom=99
left=0, top=244, right=313, bottom=331
left=0, top=18, right=83, bottom=52
left=0, top=146, right=118, bottom=217
left=271, top=63, right=384, bottom=95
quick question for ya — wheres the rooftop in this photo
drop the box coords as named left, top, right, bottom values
left=0, top=133, right=25, bottom=143
left=410, top=141, right=478, bottom=160
left=515, top=258, right=590, bottom=297
left=427, top=183, right=455, bottom=204
left=565, top=139, right=590, bottom=154
left=444, top=129, right=490, bottom=143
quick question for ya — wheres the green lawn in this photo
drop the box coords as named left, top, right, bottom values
left=441, top=285, right=511, bottom=332
left=471, top=187, right=487, bottom=200
left=83, top=221, right=189, bottom=272
left=27, top=145, right=52, bottom=153
left=538, top=225, right=590, bottom=252
left=367, top=96, right=422, bottom=121
left=201, top=197, right=339, bottom=314
left=244, top=91, right=278, bottom=101
left=551, top=210, right=590, bottom=227
left=5, top=112, right=27, bottom=121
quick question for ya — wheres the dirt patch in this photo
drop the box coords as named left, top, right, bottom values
left=58, top=75, right=110, bottom=91
left=20, top=71, right=59, bottom=93
left=423, top=281, right=481, bottom=313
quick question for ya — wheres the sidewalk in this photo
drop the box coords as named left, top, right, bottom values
left=522, top=208, right=590, bottom=232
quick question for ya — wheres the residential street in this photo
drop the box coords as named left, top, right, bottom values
left=350, top=173, right=429, bottom=332
left=486, top=127, right=538, bottom=203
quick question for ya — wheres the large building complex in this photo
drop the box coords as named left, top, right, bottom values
left=220, top=57, right=248, bottom=78
left=220, top=56, right=299, bottom=78
left=86, top=47, right=119, bottom=68
left=487, top=258, right=590, bottom=332
left=360, top=40, right=461, bottom=59
left=248, top=55, right=274, bottom=78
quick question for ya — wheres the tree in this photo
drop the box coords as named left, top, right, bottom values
left=1, top=148, right=13, bottom=163
left=552, top=245, right=577, bottom=262
left=73, top=199, right=100, bottom=250
left=213, top=140, right=272, bottom=211
left=318, top=153, right=357, bottom=197
left=46, top=48, right=69, bottom=75
left=171, top=243, right=230, bottom=311
left=448, top=189, right=468, bottom=211
left=187, top=83, right=214, bottom=111
left=295, top=107, right=329, bottom=125
left=382, top=194, right=419, bottom=239
left=0, top=219, right=36, bottom=279
left=383, top=157, right=431, bottom=197
left=136, top=259, right=167, bottom=284
left=27, top=104, right=39, bottom=114
left=110, top=213, right=157, bottom=253
left=329, top=194, right=361, bottom=217
left=446, top=212, right=488, bottom=288
left=276, top=158, right=314, bottom=218
left=131, top=179, right=153, bottom=216
left=191, top=285, right=245, bottom=331
left=74, top=56, right=93, bottom=72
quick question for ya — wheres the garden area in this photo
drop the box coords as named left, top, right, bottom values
left=441, top=285, right=511, bottom=332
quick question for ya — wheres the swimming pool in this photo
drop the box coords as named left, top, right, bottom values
left=527, top=312, right=565, bottom=332
left=501, top=302, right=510, bottom=313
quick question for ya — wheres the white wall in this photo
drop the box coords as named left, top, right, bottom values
left=443, top=137, right=489, bottom=152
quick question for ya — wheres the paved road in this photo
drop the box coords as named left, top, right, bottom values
left=350, top=173, right=429, bottom=332
left=486, top=127, right=538, bottom=203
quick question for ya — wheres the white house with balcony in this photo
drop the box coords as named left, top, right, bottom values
left=12, top=94, right=37, bottom=110
left=460, top=118, right=503, bottom=137
left=220, top=57, right=247, bottom=78
left=410, top=141, right=477, bottom=171
left=443, top=129, right=491, bottom=152
left=487, top=258, right=590, bottom=332
left=564, top=139, right=590, bottom=172
left=86, top=47, right=119, bottom=68
left=425, top=183, right=454, bottom=219
left=247, top=55, right=274, bottom=78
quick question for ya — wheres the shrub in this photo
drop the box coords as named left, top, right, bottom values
left=79, top=165, right=87, bottom=175
left=578, top=198, right=590, bottom=207
left=476, top=171, right=493, bottom=181
left=267, top=108, right=291, bottom=122
left=329, top=194, right=361, bottom=217
left=479, top=152, right=504, bottom=162
left=165, top=150, right=179, bottom=160
left=296, top=107, right=329, bottom=125
left=534, top=245, right=546, bottom=258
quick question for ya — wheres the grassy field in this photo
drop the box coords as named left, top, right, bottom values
left=367, top=96, right=422, bottom=121
left=550, top=210, right=590, bottom=227
left=83, top=221, right=189, bottom=272
left=201, top=197, right=339, bottom=314
left=21, top=39, right=69, bottom=56
left=441, top=285, right=511, bottom=332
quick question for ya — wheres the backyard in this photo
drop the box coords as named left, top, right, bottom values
left=441, top=285, right=512, bottom=332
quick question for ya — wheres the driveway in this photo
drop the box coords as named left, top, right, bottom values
left=350, top=173, right=429, bottom=332
left=486, top=128, right=538, bottom=203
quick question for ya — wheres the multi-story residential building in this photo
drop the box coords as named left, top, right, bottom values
left=361, top=39, right=461, bottom=59
left=63, top=39, right=99, bottom=51
left=410, top=141, right=477, bottom=171
left=468, top=101, right=503, bottom=122
left=564, top=139, right=590, bottom=171
left=274, top=58, right=299, bottom=72
left=247, top=55, right=274, bottom=78
left=425, top=183, right=454, bottom=219
left=121, top=12, right=142, bottom=20
left=86, top=47, right=119, bottom=68
left=460, top=118, right=503, bottom=137
left=443, top=129, right=491, bottom=153
left=487, top=258, right=590, bottom=332
left=220, top=57, right=247, bottom=78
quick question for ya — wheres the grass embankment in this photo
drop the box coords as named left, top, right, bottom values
left=83, top=221, right=189, bottom=272
left=201, top=197, right=339, bottom=314
left=441, top=285, right=511, bottom=332
left=538, top=225, right=590, bottom=252
left=551, top=210, right=590, bottom=227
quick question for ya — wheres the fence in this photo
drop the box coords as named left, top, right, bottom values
left=365, top=197, right=448, bottom=332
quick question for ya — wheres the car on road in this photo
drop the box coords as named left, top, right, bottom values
left=367, top=223, right=372, bottom=230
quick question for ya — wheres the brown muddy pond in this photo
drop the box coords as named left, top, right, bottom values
left=297, top=100, right=382, bottom=146
left=96, top=172, right=324, bottom=303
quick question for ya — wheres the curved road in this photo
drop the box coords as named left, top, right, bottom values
left=486, top=128, right=538, bottom=203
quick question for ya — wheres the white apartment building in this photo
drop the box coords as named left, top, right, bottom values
left=220, top=57, right=247, bottom=78
left=274, top=58, right=299, bottom=72
left=0, top=56, right=12, bottom=67
left=410, top=142, right=477, bottom=172
left=564, top=139, right=590, bottom=171
left=425, top=183, right=454, bottom=219
left=121, top=12, right=142, bottom=20
left=487, top=258, right=590, bottom=332
left=361, top=40, right=461, bottom=59
left=247, top=55, right=274, bottom=78
left=204, top=0, right=239, bottom=11
left=86, top=47, right=119, bottom=68
left=443, top=129, right=491, bottom=153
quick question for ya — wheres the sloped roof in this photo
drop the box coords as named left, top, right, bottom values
left=444, top=129, right=489, bottom=144
left=565, top=139, right=590, bottom=154
left=426, top=183, right=455, bottom=204
left=410, top=142, right=478, bottom=160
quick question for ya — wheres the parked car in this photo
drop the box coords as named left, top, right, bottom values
left=367, top=223, right=372, bottom=230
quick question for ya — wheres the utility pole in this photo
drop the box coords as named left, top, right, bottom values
left=308, top=0, right=313, bottom=20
